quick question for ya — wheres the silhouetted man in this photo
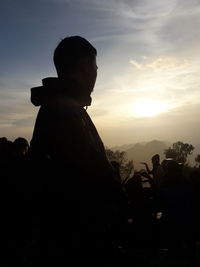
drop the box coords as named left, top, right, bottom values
left=30, top=36, right=126, bottom=266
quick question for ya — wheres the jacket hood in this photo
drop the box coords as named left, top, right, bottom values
left=30, top=77, right=92, bottom=107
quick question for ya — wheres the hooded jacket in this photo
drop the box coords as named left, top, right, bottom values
left=29, top=78, right=127, bottom=262
left=30, top=77, right=113, bottom=178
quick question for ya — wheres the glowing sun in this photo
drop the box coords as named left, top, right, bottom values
left=134, top=99, right=169, bottom=117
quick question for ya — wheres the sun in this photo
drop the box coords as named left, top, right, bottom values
left=134, top=99, right=169, bottom=117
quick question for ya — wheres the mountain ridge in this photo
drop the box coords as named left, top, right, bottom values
left=109, top=140, right=200, bottom=170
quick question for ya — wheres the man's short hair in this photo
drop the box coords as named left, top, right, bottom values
left=53, top=36, right=97, bottom=76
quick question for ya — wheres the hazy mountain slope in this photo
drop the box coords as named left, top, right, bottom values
left=110, top=140, right=170, bottom=171
left=109, top=139, right=200, bottom=170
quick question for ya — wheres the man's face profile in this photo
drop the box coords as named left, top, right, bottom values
left=83, top=55, right=98, bottom=94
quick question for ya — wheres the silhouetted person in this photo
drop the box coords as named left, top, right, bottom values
left=0, top=136, right=33, bottom=266
left=141, top=154, right=160, bottom=178
left=30, top=36, right=126, bottom=266
left=158, top=160, right=193, bottom=258
left=189, top=169, right=200, bottom=254
left=13, top=137, right=29, bottom=160
left=141, top=154, right=164, bottom=190
left=124, top=171, right=157, bottom=262
left=0, top=137, right=14, bottom=163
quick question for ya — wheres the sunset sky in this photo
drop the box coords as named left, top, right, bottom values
left=1, top=0, right=200, bottom=147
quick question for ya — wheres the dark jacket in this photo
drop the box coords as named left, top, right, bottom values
left=30, top=77, right=113, bottom=177
left=30, top=77, right=126, bottom=240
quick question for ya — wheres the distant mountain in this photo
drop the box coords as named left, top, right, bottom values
left=111, top=144, right=135, bottom=151
left=109, top=139, right=200, bottom=170
left=110, top=140, right=170, bottom=171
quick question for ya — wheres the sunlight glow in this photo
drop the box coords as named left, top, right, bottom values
left=134, top=99, right=170, bottom=117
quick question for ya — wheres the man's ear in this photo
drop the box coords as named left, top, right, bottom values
left=66, top=59, right=86, bottom=79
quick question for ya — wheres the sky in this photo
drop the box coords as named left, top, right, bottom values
left=1, top=0, right=200, bottom=148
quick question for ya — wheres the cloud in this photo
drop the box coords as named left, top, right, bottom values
left=12, top=116, right=35, bottom=128
left=71, top=0, right=174, bottom=19
left=158, top=0, right=200, bottom=56
left=130, top=56, right=189, bottom=71
left=174, top=0, right=200, bottom=15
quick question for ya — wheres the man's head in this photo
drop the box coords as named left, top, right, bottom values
left=54, top=36, right=97, bottom=75
left=53, top=36, right=98, bottom=105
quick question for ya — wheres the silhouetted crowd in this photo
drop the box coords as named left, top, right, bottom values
left=1, top=136, right=200, bottom=266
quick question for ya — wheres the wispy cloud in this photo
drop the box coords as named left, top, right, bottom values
left=130, top=56, right=189, bottom=71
